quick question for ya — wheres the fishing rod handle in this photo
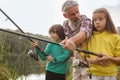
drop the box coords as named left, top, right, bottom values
left=35, top=46, right=48, bottom=56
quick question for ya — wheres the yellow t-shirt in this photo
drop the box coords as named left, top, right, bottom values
left=87, top=31, right=120, bottom=76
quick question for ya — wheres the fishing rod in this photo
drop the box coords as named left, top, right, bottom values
left=0, top=28, right=99, bottom=57
left=0, top=8, right=48, bottom=61
left=0, top=9, right=100, bottom=57
left=76, top=48, right=99, bottom=57
left=0, top=28, right=58, bottom=44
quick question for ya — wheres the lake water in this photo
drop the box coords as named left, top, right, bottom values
left=17, top=74, right=45, bottom=80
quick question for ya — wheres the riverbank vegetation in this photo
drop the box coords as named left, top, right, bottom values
left=0, top=29, right=120, bottom=80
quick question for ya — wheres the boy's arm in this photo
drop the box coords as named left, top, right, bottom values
left=52, top=50, right=71, bottom=63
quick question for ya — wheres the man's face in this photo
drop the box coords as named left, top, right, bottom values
left=64, top=5, right=80, bottom=22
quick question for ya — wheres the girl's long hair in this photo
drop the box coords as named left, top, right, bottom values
left=92, top=8, right=117, bottom=34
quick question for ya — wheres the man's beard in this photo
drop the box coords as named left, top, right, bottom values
left=69, top=18, right=80, bottom=31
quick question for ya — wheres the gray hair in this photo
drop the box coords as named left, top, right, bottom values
left=62, top=0, right=78, bottom=12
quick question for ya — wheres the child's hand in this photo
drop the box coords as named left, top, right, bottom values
left=89, top=53, right=112, bottom=66
left=91, top=57, right=111, bottom=66
left=98, top=55, right=112, bottom=61
left=46, top=56, right=52, bottom=62
left=31, top=42, right=38, bottom=48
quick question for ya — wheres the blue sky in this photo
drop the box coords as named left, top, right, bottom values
left=0, top=0, right=120, bottom=36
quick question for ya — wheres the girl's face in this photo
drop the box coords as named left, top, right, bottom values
left=93, top=13, right=107, bottom=32
left=49, top=32, right=61, bottom=42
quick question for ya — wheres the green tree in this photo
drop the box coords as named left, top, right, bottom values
left=0, top=29, right=49, bottom=79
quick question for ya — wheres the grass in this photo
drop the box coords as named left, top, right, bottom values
left=0, top=66, right=11, bottom=80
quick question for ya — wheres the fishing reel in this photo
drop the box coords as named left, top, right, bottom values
left=78, top=60, right=89, bottom=68
left=28, top=49, right=38, bottom=61
left=73, top=59, right=89, bottom=68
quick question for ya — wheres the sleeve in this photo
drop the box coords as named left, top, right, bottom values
left=35, top=49, right=46, bottom=61
left=35, top=43, right=52, bottom=61
left=114, top=35, right=120, bottom=57
left=80, top=15, right=92, bottom=40
left=52, top=49, right=71, bottom=63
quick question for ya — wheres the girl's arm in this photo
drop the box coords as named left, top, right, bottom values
left=107, top=57, right=120, bottom=64
left=86, top=55, right=112, bottom=66
left=89, top=55, right=120, bottom=65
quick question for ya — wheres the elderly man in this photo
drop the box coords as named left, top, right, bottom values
left=61, top=0, right=92, bottom=80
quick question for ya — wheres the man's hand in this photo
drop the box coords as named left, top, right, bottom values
left=60, top=39, right=76, bottom=50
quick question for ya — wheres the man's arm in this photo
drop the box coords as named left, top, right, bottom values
left=60, top=31, right=86, bottom=50
left=69, top=30, right=86, bottom=45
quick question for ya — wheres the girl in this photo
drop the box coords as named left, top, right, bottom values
left=32, top=24, right=71, bottom=80
left=87, top=8, right=120, bottom=80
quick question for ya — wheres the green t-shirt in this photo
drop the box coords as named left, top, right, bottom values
left=36, top=43, right=71, bottom=74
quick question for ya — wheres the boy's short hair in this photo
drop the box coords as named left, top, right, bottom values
left=49, top=24, right=65, bottom=40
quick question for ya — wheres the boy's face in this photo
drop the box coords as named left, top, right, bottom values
left=49, top=32, right=61, bottom=42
